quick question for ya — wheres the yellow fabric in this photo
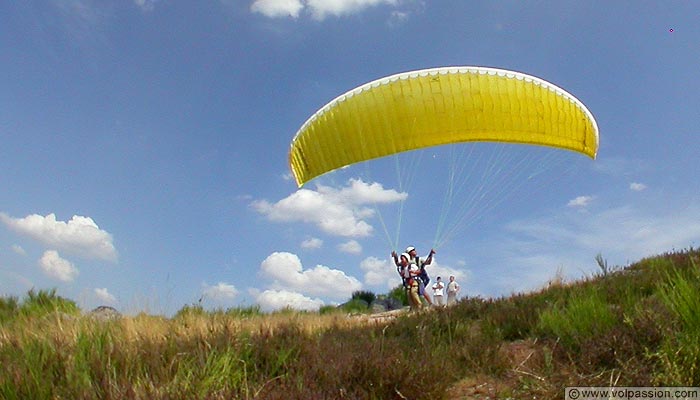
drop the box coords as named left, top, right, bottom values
left=289, top=67, right=599, bottom=187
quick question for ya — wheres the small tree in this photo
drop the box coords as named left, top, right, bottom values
left=351, top=290, right=376, bottom=305
left=387, top=284, right=408, bottom=307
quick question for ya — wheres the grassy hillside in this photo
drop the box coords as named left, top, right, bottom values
left=1, top=249, right=698, bottom=399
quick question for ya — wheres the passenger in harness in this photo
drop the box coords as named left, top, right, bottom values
left=391, top=251, right=422, bottom=311
left=406, top=246, right=436, bottom=307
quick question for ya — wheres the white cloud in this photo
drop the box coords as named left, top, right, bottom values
left=39, top=250, right=79, bottom=282
left=202, top=282, right=239, bottom=301
left=259, top=252, right=362, bottom=299
left=0, top=213, right=117, bottom=262
left=253, top=289, right=324, bottom=312
left=630, top=182, right=647, bottom=191
left=306, top=0, right=398, bottom=20
left=360, top=256, right=397, bottom=288
left=337, top=239, right=362, bottom=254
left=251, top=0, right=303, bottom=18
left=251, top=179, right=406, bottom=238
left=94, top=287, right=116, bottom=304
left=11, top=244, right=26, bottom=256
left=301, top=237, right=323, bottom=249
left=325, top=178, right=407, bottom=205
left=567, top=195, right=594, bottom=208
left=251, top=0, right=400, bottom=20
left=252, top=190, right=372, bottom=237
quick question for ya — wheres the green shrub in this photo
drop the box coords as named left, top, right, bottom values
left=387, top=284, right=408, bottom=306
left=173, top=303, right=207, bottom=319
left=3, top=249, right=699, bottom=398
left=340, top=298, right=370, bottom=313
left=225, top=304, right=262, bottom=318
left=0, top=295, right=19, bottom=323
left=20, top=288, right=79, bottom=318
left=351, top=290, right=376, bottom=305
left=656, top=257, right=700, bottom=384
left=537, top=287, right=617, bottom=350
left=318, top=304, right=340, bottom=315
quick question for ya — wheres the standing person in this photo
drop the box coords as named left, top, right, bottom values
left=391, top=251, right=422, bottom=311
left=406, top=246, right=435, bottom=306
left=391, top=251, right=408, bottom=287
left=446, top=275, right=460, bottom=306
left=431, top=276, right=445, bottom=307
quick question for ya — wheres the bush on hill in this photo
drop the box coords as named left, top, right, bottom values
left=0, top=248, right=698, bottom=398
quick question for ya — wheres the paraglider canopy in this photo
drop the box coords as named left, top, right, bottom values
left=289, top=66, right=598, bottom=187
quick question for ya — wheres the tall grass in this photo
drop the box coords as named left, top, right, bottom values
left=655, top=256, right=700, bottom=385
left=537, top=286, right=617, bottom=350
left=0, top=295, right=19, bottom=324
left=0, top=248, right=698, bottom=398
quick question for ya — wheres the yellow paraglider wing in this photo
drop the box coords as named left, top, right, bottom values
left=289, top=67, right=598, bottom=187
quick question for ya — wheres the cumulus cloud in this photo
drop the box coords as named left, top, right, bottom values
left=630, top=182, right=647, bottom=191
left=301, top=237, right=323, bottom=249
left=251, top=0, right=303, bottom=18
left=326, top=178, right=407, bottom=205
left=94, top=287, right=116, bottom=304
left=0, top=213, right=117, bottom=262
left=202, top=282, right=239, bottom=301
left=251, top=0, right=399, bottom=20
left=251, top=179, right=406, bottom=238
left=337, top=240, right=362, bottom=254
left=360, top=256, right=396, bottom=288
left=252, top=189, right=372, bottom=237
left=567, top=195, right=594, bottom=208
left=253, top=289, right=324, bottom=312
left=259, top=252, right=362, bottom=300
left=39, top=250, right=79, bottom=282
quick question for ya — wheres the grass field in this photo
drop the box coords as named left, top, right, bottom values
left=1, top=248, right=698, bottom=399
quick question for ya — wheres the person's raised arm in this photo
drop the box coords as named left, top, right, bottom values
left=424, top=249, right=436, bottom=265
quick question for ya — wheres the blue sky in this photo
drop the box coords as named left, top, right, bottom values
left=1, top=1, right=698, bottom=315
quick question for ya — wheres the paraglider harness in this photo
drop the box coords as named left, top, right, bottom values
left=396, top=257, right=430, bottom=289
left=415, top=256, right=430, bottom=286
left=396, top=263, right=410, bottom=289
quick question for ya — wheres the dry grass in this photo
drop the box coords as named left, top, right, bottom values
left=1, top=248, right=699, bottom=399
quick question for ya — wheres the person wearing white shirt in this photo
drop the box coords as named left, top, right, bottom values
left=446, top=275, right=460, bottom=306
left=431, top=276, right=445, bottom=307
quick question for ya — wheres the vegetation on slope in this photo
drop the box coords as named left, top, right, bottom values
left=0, top=249, right=698, bottom=399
